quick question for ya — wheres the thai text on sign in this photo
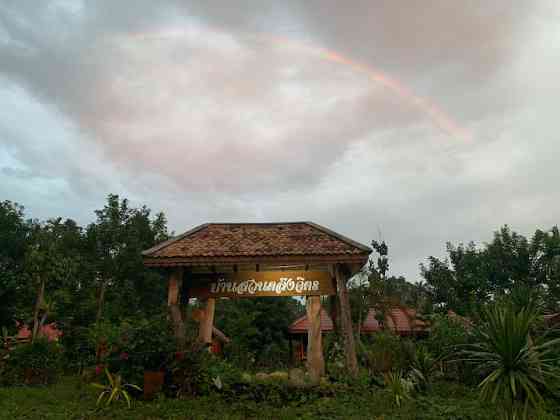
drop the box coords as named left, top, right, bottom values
left=188, top=271, right=335, bottom=298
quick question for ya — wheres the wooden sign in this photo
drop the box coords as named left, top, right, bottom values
left=187, top=271, right=335, bottom=298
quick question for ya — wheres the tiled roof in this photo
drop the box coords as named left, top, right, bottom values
left=288, top=308, right=334, bottom=334
left=362, top=307, right=428, bottom=334
left=143, top=222, right=371, bottom=263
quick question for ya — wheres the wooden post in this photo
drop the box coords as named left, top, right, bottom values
left=168, top=267, right=186, bottom=349
left=199, top=298, right=216, bottom=344
left=306, top=295, right=324, bottom=383
left=335, top=263, right=359, bottom=377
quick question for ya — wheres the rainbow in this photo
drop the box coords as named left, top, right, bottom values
left=126, top=26, right=470, bottom=140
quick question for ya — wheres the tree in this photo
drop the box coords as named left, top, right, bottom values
left=25, top=218, right=80, bottom=341
left=421, top=225, right=560, bottom=315
left=85, top=194, right=170, bottom=323
left=349, top=239, right=431, bottom=339
left=530, top=227, right=560, bottom=311
left=0, top=201, right=31, bottom=330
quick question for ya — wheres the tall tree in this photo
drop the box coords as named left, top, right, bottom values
left=85, top=194, right=170, bottom=323
left=25, top=218, right=80, bottom=341
left=0, top=201, right=31, bottom=330
left=421, top=225, right=560, bottom=315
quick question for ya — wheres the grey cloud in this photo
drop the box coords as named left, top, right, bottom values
left=1, top=0, right=559, bottom=280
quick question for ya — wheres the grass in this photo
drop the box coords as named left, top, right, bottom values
left=0, top=377, right=559, bottom=420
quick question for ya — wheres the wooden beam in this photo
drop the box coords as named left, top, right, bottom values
left=335, top=263, right=358, bottom=377
left=143, top=254, right=369, bottom=267
left=199, top=298, right=216, bottom=344
left=306, top=295, right=324, bottom=383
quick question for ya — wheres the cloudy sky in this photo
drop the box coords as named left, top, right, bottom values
left=1, top=1, right=559, bottom=280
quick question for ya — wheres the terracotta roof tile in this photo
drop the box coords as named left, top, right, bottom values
left=362, top=307, right=428, bottom=334
left=288, top=308, right=334, bottom=334
left=143, top=222, right=371, bottom=261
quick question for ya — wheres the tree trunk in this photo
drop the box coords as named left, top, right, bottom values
left=306, top=295, right=324, bottom=383
left=335, top=264, right=359, bottom=377
left=199, top=298, right=216, bottom=345
left=31, top=278, right=45, bottom=343
left=168, top=268, right=186, bottom=349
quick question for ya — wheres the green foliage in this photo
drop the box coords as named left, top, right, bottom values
left=215, top=297, right=302, bottom=370
left=91, top=368, right=142, bottom=408
left=427, top=313, right=471, bottom=357
left=409, top=345, right=439, bottom=392
left=349, top=240, right=432, bottom=334
left=463, top=300, right=560, bottom=419
left=2, top=375, right=552, bottom=419
left=384, top=370, right=413, bottom=407
left=86, top=194, right=170, bottom=322
left=121, top=315, right=175, bottom=370
left=5, top=339, right=63, bottom=384
left=8, top=339, right=63, bottom=371
left=422, top=225, right=560, bottom=316
left=0, top=201, right=31, bottom=330
left=170, top=342, right=214, bottom=397
left=362, top=332, right=414, bottom=374
left=324, top=333, right=347, bottom=380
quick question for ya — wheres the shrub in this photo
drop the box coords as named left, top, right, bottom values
left=362, top=332, right=414, bottom=374
left=324, top=334, right=346, bottom=380
left=410, top=345, right=440, bottom=392
left=117, top=316, right=175, bottom=377
left=7, top=339, right=63, bottom=384
left=169, top=342, right=214, bottom=397
left=427, top=314, right=477, bottom=384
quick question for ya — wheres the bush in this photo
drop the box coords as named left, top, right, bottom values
left=324, top=334, right=346, bottom=380
left=427, top=314, right=477, bottom=384
left=362, top=332, right=414, bottom=374
left=169, top=342, right=214, bottom=397
left=84, top=316, right=176, bottom=386
left=6, top=339, right=63, bottom=385
left=410, top=345, right=440, bottom=392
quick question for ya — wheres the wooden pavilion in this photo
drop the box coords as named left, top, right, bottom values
left=142, top=222, right=371, bottom=381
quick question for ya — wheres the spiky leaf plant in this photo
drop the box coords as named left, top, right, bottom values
left=91, top=368, right=142, bottom=409
left=410, top=345, right=439, bottom=392
left=383, top=370, right=413, bottom=407
left=463, top=301, right=560, bottom=419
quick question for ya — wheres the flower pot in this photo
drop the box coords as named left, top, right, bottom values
left=143, top=370, right=165, bottom=400
left=24, top=368, right=48, bottom=385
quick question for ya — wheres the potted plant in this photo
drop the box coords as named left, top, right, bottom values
left=127, top=317, right=175, bottom=400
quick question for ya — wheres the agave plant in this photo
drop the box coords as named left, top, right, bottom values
left=383, top=370, right=413, bottom=407
left=91, top=368, right=142, bottom=408
left=463, top=301, right=560, bottom=419
left=409, top=345, right=439, bottom=392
